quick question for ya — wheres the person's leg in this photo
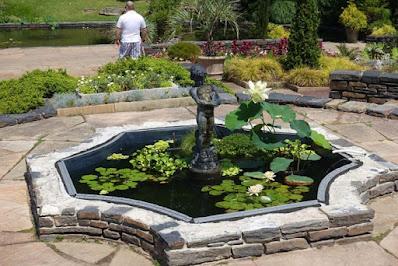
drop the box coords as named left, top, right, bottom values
left=129, top=42, right=142, bottom=59
left=119, top=42, right=133, bottom=59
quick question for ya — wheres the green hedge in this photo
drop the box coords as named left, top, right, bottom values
left=0, top=69, right=77, bottom=114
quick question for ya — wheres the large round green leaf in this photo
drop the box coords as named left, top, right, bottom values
left=285, top=175, right=314, bottom=186
left=270, top=157, right=293, bottom=173
left=262, top=102, right=296, bottom=122
left=225, top=101, right=262, bottom=131
left=310, top=130, right=332, bottom=150
left=290, top=119, right=311, bottom=138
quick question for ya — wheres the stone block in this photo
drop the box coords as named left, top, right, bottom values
left=281, top=219, right=329, bottom=234
left=103, top=229, right=120, bottom=240
left=120, top=225, right=136, bottom=235
left=310, top=239, right=335, bottom=248
left=368, top=84, right=387, bottom=93
left=366, top=104, right=396, bottom=117
left=158, top=231, right=186, bottom=250
left=330, top=71, right=363, bottom=81
left=38, top=217, right=54, bottom=228
left=342, top=92, right=367, bottom=99
left=61, top=207, right=76, bottom=216
left=123, top=216, right=150, bottom=230
left=325, top=99, right=347, bottom=110
left=329, top=80, right=348, bottom=91
left=207, top=242, right=225, bottom=247
left=268, top=92, right=300, bottom=104
left=378, top=171, right=398, bottom=183
left=388, top=108, right=398, bottom=119
left=337, top=101, right=370, bottom=113
left=136, top=229, right=154, bottom=243
left=368, top=182, right=395, bottom=198
left=295, top=96, right=331, bottom=108
left=121, top=233, right=140, bottom=246
left=361, top=71, right=381, bottom=84
left=380, top=72, right=398, bottom=84
left=90, top=220, right=108, bottom=229
left=368, top=97, right=388, bottom=104
left=329, top=91, right=342, bottom=99
left=320, top=205, right=375, bottom=227
left=54, top=216, right=77, bottom=227
left=360, top=191, right=370, bottom=204
left=335, top=234, right=372, bottom=245
left=77, top=206, right=100, bottom=220
left=232, top=244, right=264, bottom=258
left=227, top=240, right=244, bottom=246
left=242, top=227, right=281, bottom=243
left=265, top=238, right=309, bottom=254
left=347, top=223, right=373, bottom=236
left=396, top=181, right=398, bottom=191
left=165, top=246, right=232, bottom=266
left=187, top=231, right=240, bottom=248
left=283, top=232, right=307, bottom=240
left=236, top=92, right=251, bottom=103
left=308, top=227, right=348, bottom=241
left=78, top=220, right=90, bottom=226
left=351, top=176, right=379, bottom=194
left=218, top=93, right=238, bottom=104
left=388, top=86, right=398, bottom=93
left=39, top=226, right=102, bottom=236
left=101, top=207, right=130, bottom=223
left=141, top=240, right=155, bottom=254
left=109, top=223, right=122, bottom=231
left=348, top=81, right=368, bottom=89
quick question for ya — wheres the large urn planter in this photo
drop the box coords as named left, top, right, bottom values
left=346, top=28, right=359, bottom=43
left=197, top=55, right=226, bottom=76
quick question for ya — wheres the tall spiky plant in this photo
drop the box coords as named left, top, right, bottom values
left=285, top=0, right=321, bottom=69
left=168, top=0, right=240, bottom=41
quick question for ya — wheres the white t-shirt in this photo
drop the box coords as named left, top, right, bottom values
left=116, top=10, right=146, bottom=43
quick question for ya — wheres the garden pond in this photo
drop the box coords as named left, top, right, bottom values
left=63, top=125, right=351, bottom=219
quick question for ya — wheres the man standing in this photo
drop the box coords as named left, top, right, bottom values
left=115, top=1, right=147, bottom=59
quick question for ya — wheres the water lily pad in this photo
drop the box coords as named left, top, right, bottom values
left=285, top=175, right=314, bottom=186
left=270, top=157, right=293, bottom=173
left=243, top=172, right=265, bottom=179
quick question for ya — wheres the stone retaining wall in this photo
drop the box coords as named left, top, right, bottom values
left=329, top=70, right=398, bottom=104
left=26, top=120, right=398, bottom=266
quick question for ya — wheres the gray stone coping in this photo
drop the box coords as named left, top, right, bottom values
left=26, top=120, right=398, bottom=265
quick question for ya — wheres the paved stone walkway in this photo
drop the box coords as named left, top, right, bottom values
left=0, top=106, right=398, bottom=265
left=0, top=42, right=367, bottom=80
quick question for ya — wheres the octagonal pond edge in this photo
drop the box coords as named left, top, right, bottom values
left=26, top=120, right=398, bottom=266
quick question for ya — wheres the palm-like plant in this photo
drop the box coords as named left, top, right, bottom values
left=168, top=0, right=240, bottom=42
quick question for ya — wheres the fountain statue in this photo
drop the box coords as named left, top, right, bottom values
left=189, top=65, right=221, bottom=176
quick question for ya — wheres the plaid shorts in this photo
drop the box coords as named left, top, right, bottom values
left=119, top=42, right=141, bottom=59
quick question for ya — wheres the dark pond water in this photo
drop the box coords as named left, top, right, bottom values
left=0, top=28, right=113, bottom=48
left=66, top=127, right=350, bottom=218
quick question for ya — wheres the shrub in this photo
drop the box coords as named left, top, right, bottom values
left=285, top=0, right=321, bottom=69
left=0, top=69, right=77, bottom=114
left=167, top=42, right=201, bottom=61
left=267, top=23, right=290, bottom=39
left=224, top=57, right=283, bottom=82
left=213, top=133, right=259, bottom=159
left=270, top=0, right=296, bottom=24
left=371, top=24, right=397, bottom=36
left=148, top=0, right=182, bottom=41
left=319, top=56, right=364, bottom=72
left=285, top=68, right=329, bottom=87
left=336, top=44, right=361, bottom=60
left=339, top=2, right=368, bottom=31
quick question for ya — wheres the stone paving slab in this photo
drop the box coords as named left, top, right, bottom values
left=110, top=247, right=153, bottom=266
left=0, top=152, right=25, bottom=178
left=0, top=242, right=81, bottom=266
left=0, top=232, right=35, bottom=246
left=2, top=159, right=27, bottom=181
left=326, top=123, right=386, bottom=143
left=380, top=227, right=398, bottom=257
left=369, top=194, right=398, bottom=235
left=53, top=241, right=116, bottom=264
left=0, top=181, right=32, bottom=232
left=250, top=242, right=398, bottom=266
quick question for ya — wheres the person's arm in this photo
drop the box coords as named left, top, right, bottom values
left=115, top=28, right=122, bottom=46
left=115, top=17, right=122, bottom=46
left=140, top=17, right=148, bottom=43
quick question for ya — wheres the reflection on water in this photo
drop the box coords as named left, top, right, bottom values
left=0, top=28, right=114, bottom=48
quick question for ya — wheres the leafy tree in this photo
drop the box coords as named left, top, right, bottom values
left=285, top=0, right=321, bottom=69
left=147, top=0, right=182, bottom=41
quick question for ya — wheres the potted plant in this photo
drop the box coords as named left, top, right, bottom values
left=339, top=2, right=368, bottom=43
left=169, top=0, right=240, bottom=75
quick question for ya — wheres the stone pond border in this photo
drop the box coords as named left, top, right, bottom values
left=26, top=120, right=398, bottom=265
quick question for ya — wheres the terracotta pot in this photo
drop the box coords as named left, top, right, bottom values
left=196, top=55, right=226, bottom=76
left=346, top=28, right=359, bottom=43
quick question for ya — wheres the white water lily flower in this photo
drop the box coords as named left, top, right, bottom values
left=263, top=171, right=276, bottom=182
left=247, top=81, right=272, bottom=103
left=247, top=184, right=264, bottom=196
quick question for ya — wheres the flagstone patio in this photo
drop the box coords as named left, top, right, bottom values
left=1, top=105, right=398, bottom=265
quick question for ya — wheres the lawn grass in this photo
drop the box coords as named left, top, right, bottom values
left=1, top=0, right=149, bottom=22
